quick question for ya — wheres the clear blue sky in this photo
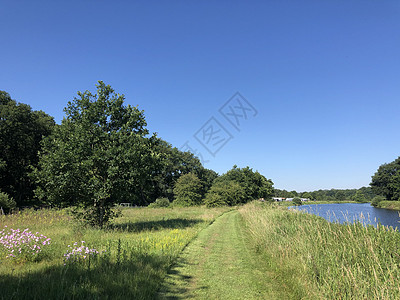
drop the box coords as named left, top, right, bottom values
left=1, top=0, right=400, bottom=191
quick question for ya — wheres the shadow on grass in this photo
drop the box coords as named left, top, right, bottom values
left=0, top=253, right=171, bottom=300
left=158, top=256, right=209, bottom=299
left=111, top=218, right=203, bottom=233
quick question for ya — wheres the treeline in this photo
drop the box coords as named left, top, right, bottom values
left=274, top=187, right=375, bottom=202
left=0, top=82, right=273, bottom=226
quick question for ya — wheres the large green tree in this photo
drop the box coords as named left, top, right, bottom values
left=33, top=82, right=158, bottom=227
left=215, top=165, right=274, bottom=204
left=0, top=91, right=54, bottom=206
left=204, top=180, right=245, bottom=207
left=370, top=157, right=400, bottom=201
left=172, top=173, right=203, bottom=207
left=148, top=139, right=216, bottom=201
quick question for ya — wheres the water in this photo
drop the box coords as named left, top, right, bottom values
left=291, top=203, right=400, bottom=230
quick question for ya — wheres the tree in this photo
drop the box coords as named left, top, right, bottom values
left=172, top=173, right=203, bottom=207
left=214, top=165, right=274, bottom=203
left=0, top=91, right=55, bottom=206
left=370, top=157, right=400, bottom=201
left=352, top=191, right=367, bottom=203
left=148, top=140, right=206, bottom=201
left=301, top=192, right=312, bottom=200
left=335, top=191, right=346, bottom=201
left=33, top=82, right=157, bottom=227
left=204, top=180, right=246, bottom=207
left=292, top=197, right=302, bottom=206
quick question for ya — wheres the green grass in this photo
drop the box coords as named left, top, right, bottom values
left=240, top=201, right=400, bottom=299
left=160, top=210, right=309, bottom=299
left=376, top=200, right=400, bottom=211
left=0, top=206, right=229, bottom=299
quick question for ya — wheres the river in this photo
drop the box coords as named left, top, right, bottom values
left=291, top=202, right=400, bottom=230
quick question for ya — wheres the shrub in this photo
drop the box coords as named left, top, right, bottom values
left=292, top=197, right=302, bottom=206
left=0, top=192, right=16, bottom=214
left=371, top=195, right=386, bottom=207
left=148, top=198, right=170, bottom=208
left=173, top=173, right=203, bottom=207
left=204, top=180, right=245, bottom=207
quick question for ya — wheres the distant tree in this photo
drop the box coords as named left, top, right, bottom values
left=370, top=157, right=400, bottom=201
left=173, top=173, right=203, bottom=207
left=0, top=91, right=55, bottom=206
left=301, top=192, right=312, bottom=200
left=33, top=82, right=157, bottom=227
left=215, top=165, right=273, bottom=203
left=204, top=180, right=245, bottom=207
left=292, top=197, right=302, bottom=206
left=352, top=191, right=367, bottom=203
left=149, top=140, right=207, bottom=201
left=290, top=191, right=299, bottom=197
left=335, top=191, right=346, bottom=201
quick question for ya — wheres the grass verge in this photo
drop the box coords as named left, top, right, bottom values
left=376, top=200, right=400, bottom=211
left=240, top=201, right=400, bottom=299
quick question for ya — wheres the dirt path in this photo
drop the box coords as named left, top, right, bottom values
left=159, top=210, right=292, bottom=299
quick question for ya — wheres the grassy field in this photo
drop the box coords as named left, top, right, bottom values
left=2, top=203, right=400, bottom=299
left=160, top=210, right=309, bottom=299
left=0, top=206, right=229, bottom=299
left=240, top=202, right=400, bottom=299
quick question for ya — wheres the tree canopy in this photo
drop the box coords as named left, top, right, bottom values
left=370, top=157, right=400, bottom=201
left=173, top=173, right=203, bottom=207
left=33, top=82, right=159, bottom=226
left=0, top=91, right=55, bottom=206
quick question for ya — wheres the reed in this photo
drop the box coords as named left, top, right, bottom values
left=239, top=201, right=400, bottom=299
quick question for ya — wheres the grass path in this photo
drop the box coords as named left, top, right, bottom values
left=160, top=210, right=297, bottom=299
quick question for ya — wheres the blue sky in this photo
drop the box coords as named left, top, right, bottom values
left=1, top=0, right=400, bottom=191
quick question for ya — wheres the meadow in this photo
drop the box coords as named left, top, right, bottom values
left=0, top=206, right=229, bottom=299
left=239, top=202, right=400, bottom=299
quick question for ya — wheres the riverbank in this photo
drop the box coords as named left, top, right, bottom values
left=241, top=201, right=400, bottom=299
left=276, top=200, right=358, bottom=207
left=375, top=200, right=400, bottom=211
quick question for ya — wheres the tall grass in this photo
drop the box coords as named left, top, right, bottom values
left=240, top=202, right=400, bottom=299
left=0, top=206, right=229, bottom=299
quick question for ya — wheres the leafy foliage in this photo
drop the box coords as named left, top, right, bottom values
left=173, top=173, right=203, bottom=207
left=33, top=82, right=158, bottom=227
left=352, top=190, right=367, bottom=203
left=204, top=180, right=245, bottom=207
left=292, top=197, right=302, bottom=206
left=214, top=165, right=274, bottom=204
left=371, top=195, right=386, bottom=207
left=0, top=91, right=54, bottom=206
left=371, top=157, right=400, bottom=201
left=0, top=192, right=16, bottom=214
left=148, top=197, right=170, bottom=208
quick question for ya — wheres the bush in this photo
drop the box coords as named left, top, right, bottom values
left=173, top=173, right=203, bottom=207
left=148, top=198, right=170, bottom=208
left=371, top=195, right=386, bottom=207
left=204, top=180, right=245, bottom=207
left=0, top=192, right=16, bottom=214
left=292, top=197, right=302, bottom=206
